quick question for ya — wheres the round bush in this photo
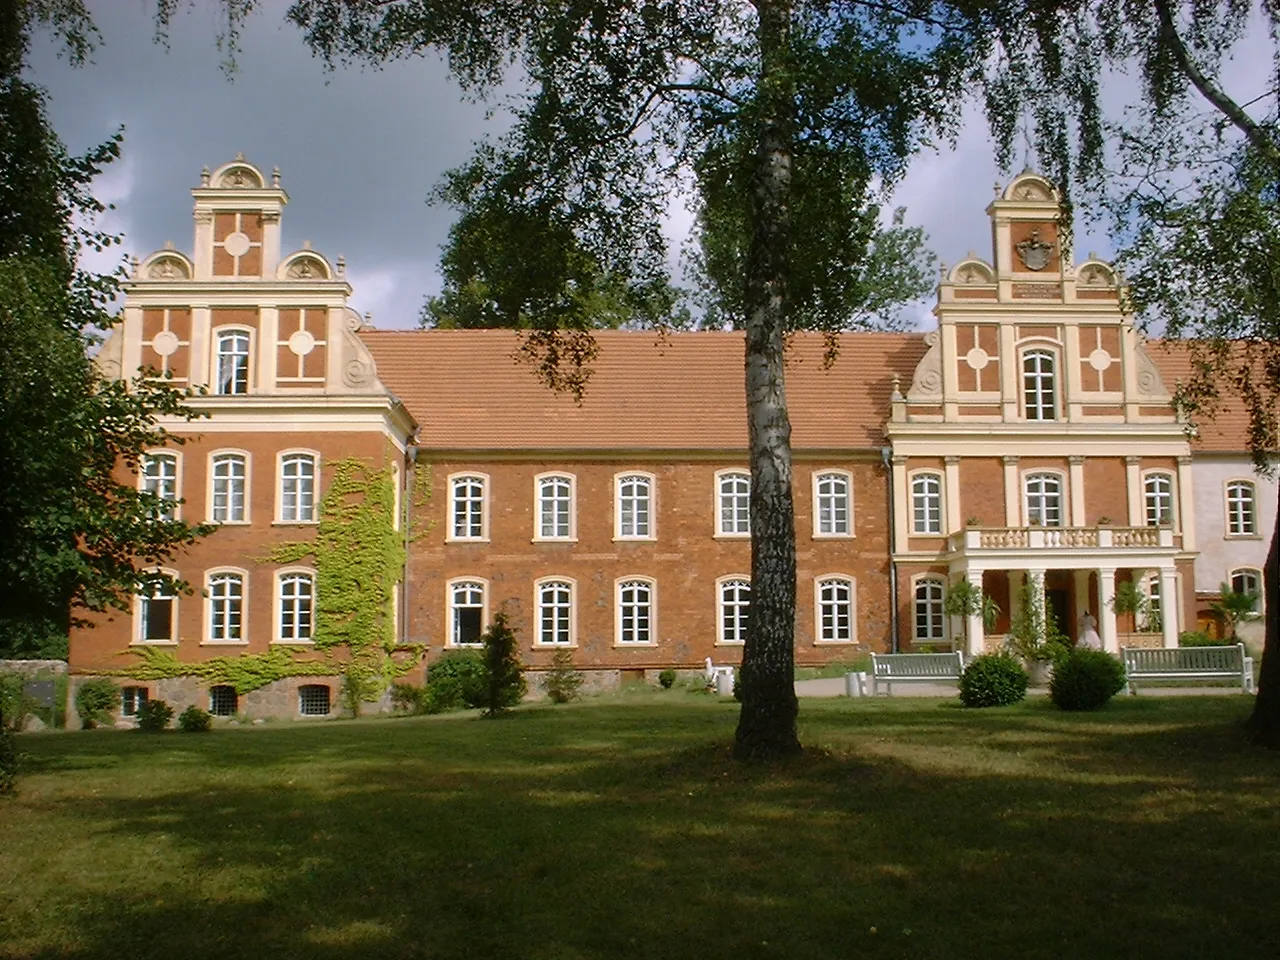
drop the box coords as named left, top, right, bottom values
left=959, top=654, right=1029, bottom=707
left=424, top=652, right=488, bottom=713
left=178, top=705, right=213, bottom=732
left=1050, top=649, right=1127, bottom=711
left=658, top=669, right=677, bottom=690
left=135, top=698, right=173, bottom=732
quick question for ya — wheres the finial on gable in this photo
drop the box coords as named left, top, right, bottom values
left=272, top=166, right=281, bottom=188
left=200, top=166, right=211, bottom=187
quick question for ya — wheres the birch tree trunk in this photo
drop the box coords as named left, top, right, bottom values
left=733, top=0, right=801, bottom=761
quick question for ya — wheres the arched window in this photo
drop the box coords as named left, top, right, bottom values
left=1230, top=569, right=1263, bottom=615
left=617, top=579, right=654, bottom=645
left=1022, top=349, right=1057, bottom=421
left=718, top=578, right=750, bottom=645
left=280, top=454, right=317, bottom=522
left=815, top=577, right=854, bottom=643
left=616, top=474, right=653, bottom=539
left=914, top=577, right=946, bottom=643
left=911, top=473, right=943, bottom=535
left=717, top=471, right=751, bottom=535
left=278, top=572, right=314, bottom=642
left=1024, top=472, right=1063, bottom=527
left=215, top=330, right=250, bottom=395
left=207, top=572, right=244, bottom=642
left=1226, top=480, right=1257, bottom=536
left=211, top=453, right=247, bottom=523
left=536, top=474, right=574, bottom=539
left=142, top=453, right=179, bottom=521
left=1144, top=473, right=1175, bottom=526
left=450, top=474, right=487, bottom=540
left=814, top=471, right=852, bottom=536
left=449, top=580, right=486, bottom=647
left=536, top=579, right=574, bottom=646
left=139, top=576, right=176, bottom=643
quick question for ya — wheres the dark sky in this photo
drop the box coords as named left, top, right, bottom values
left=24, top=1, right=1272, bottom=330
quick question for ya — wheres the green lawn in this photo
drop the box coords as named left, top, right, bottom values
left=2, top=694, right=1278, bottom=960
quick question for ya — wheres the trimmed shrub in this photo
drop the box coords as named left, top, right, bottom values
left=544, top=650, right=584, bottom=704
left=959, top=654, right=1029, bottom=708
left=482, top=611, right=526, bottom=715
left=389, top=682, right=426, bottom=714
left=135, top=698, right=174, bottom=732
left=658, top=668, right=677, bottom=690
left=75, top=678, right=120, bottom=729
left=177, top=705, right=213, bottom=732
left=425, top=651, right=488, bottom=713
left=1050, top=649, right=1127, bottom=711
left=1179, top=630, right=1220, bottom=647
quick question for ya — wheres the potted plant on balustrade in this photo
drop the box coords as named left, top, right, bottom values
left=1004, top=573, right=1071, bottom=685
left=943, top=578, right=1001, bottom=654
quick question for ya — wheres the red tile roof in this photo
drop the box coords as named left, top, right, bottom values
left=1147, top=340, right=1268, bottom=454
left=360, top=329, right=926, bottom=452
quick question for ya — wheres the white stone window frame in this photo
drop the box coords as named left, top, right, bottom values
left=274, top=567, right=316, bottom=644
left=615, top=576, right=658, bottom=647
left=446, top=577, right=489, bottom=648
left=1142, top=470, right=1177, bottom=527
left=715, top=469, right=752, bottom=538
left=1020, top=345, right=1060, bottom=422
left=533, top=472, right=577, bottom=542
left=614, top=471, right=656, bottom=541
left=1023, top=469, right=1066, bottom=528
left=1229, top=567, right=1265, bottom=615
left=716, top=575, right=751, bottom=646
left=211, top=326, right=254, bottom=396
left=814, top=575, right=856, bottom=645
left=812, top=469, right=854, bottom=539
left=534, top=576, right=576, bottom=647
left=276, top=449, right=321, bottom=525
left=134, top=567, right=180, bottom=646
left=909, top=470, right=944, bottom=536
left=447, top=472, right=490, bottom=543
left=204, top=567, right=249, bottom=645
left=140, top=449, right=182, bottom=522
left=1225, top=478, right=1259, bottom=537
left=208, top=449, right=251, bottom=525
left=912, top=574, right=948, bottom=644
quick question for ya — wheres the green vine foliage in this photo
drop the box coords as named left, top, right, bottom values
left=115, top=456, right=431, bottom=700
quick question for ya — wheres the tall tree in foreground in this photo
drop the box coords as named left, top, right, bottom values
left=0, top=0, right=209, bottom=657
left=273, top=0, right=1055, bottom=760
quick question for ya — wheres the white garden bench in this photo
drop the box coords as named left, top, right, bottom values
left=1121, top=644, right=1255, bottom=695
left=869, top=651, right=966, bottom=696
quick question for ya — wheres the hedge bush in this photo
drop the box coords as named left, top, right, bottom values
left=658, top=668, right=677, bottom=689
left=135, top=698, right=173, bottom=732
left=75, top=678, right=119, bottom=729
left=1050, top=649, right=1127, bottom=711
left=389, top=682, right=426, bottom=714
left=424, top=652, right=488, bottom=713
left=959, top=654, right=1029, bottom=707
left=1178, top=630, right=1220, bottom=647
left=178, top=705, right=213, bottom=732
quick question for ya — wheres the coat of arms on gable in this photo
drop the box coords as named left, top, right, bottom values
left=1015, top=229, right=1055, bottom=271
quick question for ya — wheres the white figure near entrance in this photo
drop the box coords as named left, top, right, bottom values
left=1078, top=611, right=1102, bottom=650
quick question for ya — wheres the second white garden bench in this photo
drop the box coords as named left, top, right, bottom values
left=1121, top=644, right=1255, bottom=695
left=869, top=651, right=966, bottom=696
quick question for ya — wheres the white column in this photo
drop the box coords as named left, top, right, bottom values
left=965, top=568, right=986, bottom=658
left=1176, top=455, right=1196, bottom=551
left=1126, top=456, right=1143, bottom=527
left=1073, top=569, right=1091, bottom=640
left=1064, top=323, right=1083, bottom=422
left=1160, top=568, right=1179, bottom=649
left=259, top=305, right=279, bottom=394
left=944, top=456, right=962, bottom=534
left=1069, top=455, right=1086, bottom=527
left=1099, top=567, right=1118, bottom=653
left=189, top=305, right=211, bottom=389
left=891, top=456, right=909, bottom=554
left=1000, top=320, right=1018, bottom=420
left=1003, top=456, right=1020, bottom=527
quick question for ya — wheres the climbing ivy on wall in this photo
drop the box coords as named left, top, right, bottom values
left=114, top=455, right=431, bottom=700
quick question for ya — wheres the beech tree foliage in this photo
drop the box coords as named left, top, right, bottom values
left=0, top=0, right=209, bottom=658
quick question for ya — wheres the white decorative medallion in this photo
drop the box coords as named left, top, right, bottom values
left=151, top=331, right=179, bottom=357
left=1088, top=348, right=1112, bottom=372
left=223, top=231, right=252, bottom=257
left=288, top=330, right=316, bottom=357
left=965, top=347, right=990, bottom=370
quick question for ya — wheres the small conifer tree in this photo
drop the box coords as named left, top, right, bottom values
left=482, top=611, right=526, bottom=716
left=544, top=649, right=584, bottom=704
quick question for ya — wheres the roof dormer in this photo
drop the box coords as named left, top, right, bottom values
left=191, top=154, right=288, bottom=281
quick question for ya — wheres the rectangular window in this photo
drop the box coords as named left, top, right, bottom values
left=912, top=474, right=942, bottom=535
left=278, top=573, right=314, bottom=642
left=815, top=472, right=851, bottom=536
left=617, top=475, right=652, bottom=538
left=208, top=573, right=244, bottom=642
left=140, top=583, right=175, bottom=642
left=719, top=579, right=750, bottom=645
left=299, top=684, right=331, bottom=716
left=281, top=455, right=316, bottom=522
left=1227, top=481, right=1257, bottom=535
left=1025, top=473, right=1063, bottom=527
left=211, top=454, right=246, bottom=522
left=537, top=580, right=573, bottom=645
left=450, top=581, right=485, bottom=646
left=617, top=580, right=653, bottom=644
left=1144, top=474, right=1174, bottom=526
left=121, top=686, right=149, bottom=716
left=537, top=475, right=573, bottom=539
left=1023, top=350, right=1057, bottom=421
left=215, top=331, right=250, bottom=395
left=718, top=472, right=750, bottom=535
left=451, top=475, right=486, bottom=540
left=817, top=578, right=853, bottom=643
left=914, top=578, right=946, bottom=642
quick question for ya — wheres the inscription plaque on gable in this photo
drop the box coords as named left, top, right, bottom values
left=1012, top=282, right=1060, bottom=299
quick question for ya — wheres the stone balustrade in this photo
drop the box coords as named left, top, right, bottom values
left=949, top=525, right=1177, bottom=553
